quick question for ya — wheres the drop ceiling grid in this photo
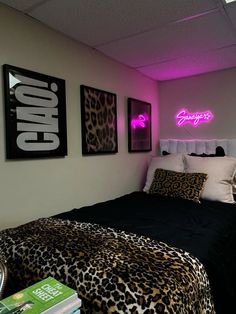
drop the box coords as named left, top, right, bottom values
left=0, top=0, right=235, bottom=81
left=22, top=0, right=219, bottom=46
left=97, top=10, right=236, bottom=68
left=139, top=44, right=236, bottom=80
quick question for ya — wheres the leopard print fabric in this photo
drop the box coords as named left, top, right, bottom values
left=149, top=168, right=207, bottom=203
left=82, top=86, right=117, bottom=153
left=0, top=218, right=215, bottom=314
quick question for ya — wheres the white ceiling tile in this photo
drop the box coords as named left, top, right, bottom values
left=0, top=0, right=46, bottom=12
left=225, top=2, right=236, bottom=28
left=97, top=11, right=236, bottom=67
left=28, top=0, right=218, bottom=46
left=0, top=0, right=235, bottom=80
left=139, top=45, right=236, bottom=81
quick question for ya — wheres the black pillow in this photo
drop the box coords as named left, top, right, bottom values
left=162, top=146, right=225, bottom=157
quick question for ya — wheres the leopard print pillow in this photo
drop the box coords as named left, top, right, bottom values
left=149, top=168, right=207, bottom=202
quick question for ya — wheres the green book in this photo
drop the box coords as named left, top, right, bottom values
left=0, top=277, right=81, bottom=314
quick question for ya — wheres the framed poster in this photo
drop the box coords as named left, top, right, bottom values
left=3, top=64, right=67, bottom=159
left=128, top=98, right=152, bottom=152
left=80, top=85, right=118, bottom=155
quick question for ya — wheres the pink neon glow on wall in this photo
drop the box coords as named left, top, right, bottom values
left=131, top=113, right=148, bottom=129
left=176, top=109, right=213, bottom=127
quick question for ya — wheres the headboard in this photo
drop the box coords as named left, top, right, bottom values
left=159, top=139, right=236, bottom=157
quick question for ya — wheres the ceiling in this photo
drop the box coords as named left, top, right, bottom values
left=1, top=0, right=236, bottom=81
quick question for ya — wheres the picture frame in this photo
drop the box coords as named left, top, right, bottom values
left=80, top=85, right=118, bottom=155
left=3, top=64, right=67, bottom=159
left=128, top=98, right=152, bottom=152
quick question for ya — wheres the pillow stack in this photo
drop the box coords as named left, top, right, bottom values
left=144, top=151, right=236, bottom=204
left=143, top=154, right=185, bottom=192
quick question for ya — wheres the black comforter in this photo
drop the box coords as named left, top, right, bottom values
left=54, top=192, right=236, bottom=314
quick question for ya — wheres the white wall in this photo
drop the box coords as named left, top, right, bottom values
left=158, top=67, right=236, bottom=141
left=0, top=5, right=158, bottom=229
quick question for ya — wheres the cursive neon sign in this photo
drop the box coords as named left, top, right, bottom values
left=131, top=114, right=148, bottom=129
left=176, top=109, right=213, bottom=127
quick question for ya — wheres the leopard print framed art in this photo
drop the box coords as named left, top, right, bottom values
left=80, top=85, right=118, bottom=155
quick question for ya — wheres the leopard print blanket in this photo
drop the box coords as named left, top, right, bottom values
left=0, top=218, right=215, bottom=314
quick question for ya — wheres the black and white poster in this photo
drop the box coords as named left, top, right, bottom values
left=3, top=64, right=67, bottom=159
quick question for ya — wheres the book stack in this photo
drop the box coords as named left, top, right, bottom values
left=0, top=276, right=82, bottom=313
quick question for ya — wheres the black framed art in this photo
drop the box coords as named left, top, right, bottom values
left=80, top=85, right=118, bottom=155
left=3, top=64, right=67, bottom=159
left=128, top=98, right=152, bottom=152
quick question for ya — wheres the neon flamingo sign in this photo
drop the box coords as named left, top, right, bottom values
left=176, top=109, right=213, bottom=127
left=131, top=113, right=148, bottom=129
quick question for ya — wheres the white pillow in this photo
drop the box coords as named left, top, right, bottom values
left=143, top=154, right=184, bottom=192
left=224, top=156, right=236, bottom=194
left=184, top=155, right=236, bottom=203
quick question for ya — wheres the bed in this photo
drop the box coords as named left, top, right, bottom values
left=1, top=139, right=236, bottom=314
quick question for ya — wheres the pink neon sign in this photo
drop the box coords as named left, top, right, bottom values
left=176, top=109, right=213, bottom=127
left=131, top=114, right=148, bottom=129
